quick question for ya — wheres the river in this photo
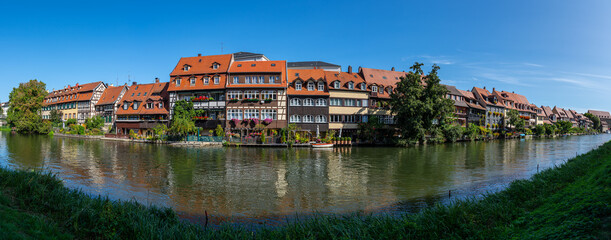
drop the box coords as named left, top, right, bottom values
left=0, top=132, right=609, bottom=225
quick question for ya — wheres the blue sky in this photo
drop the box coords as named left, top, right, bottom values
left=1, top=0, right=610, bottom=112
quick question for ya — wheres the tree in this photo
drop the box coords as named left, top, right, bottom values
left=65, top=119, right=77, bottom=126
left=152, top=124, right=167, bottom=141
left=390, top=62, right=454, bottom=142
left=169, top=116, right=195, bottom=137
left=214, top=124, right=225, bottom=137
left=507, top=109, right=525, bottom=132
left=0, top=104, right=3, bottom=117
left=555, top=120, right=572, bottom=134
left=534, top=124, right=546, bottom=136
left=464, top=123, right=479, bottom=141
left=85, top=116, right=104, bottom=130
left=583, top=113, right=601, bottom=132
left=49, top=109, right=63, bottom=124
left=544, top=123, right=556, bottom=136
left=7, top=79, right=50, bottom=134
left=442, top=123, right=464, bottom=143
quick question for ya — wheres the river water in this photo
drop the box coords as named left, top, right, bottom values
left=0, top=132, right=609, bottom=225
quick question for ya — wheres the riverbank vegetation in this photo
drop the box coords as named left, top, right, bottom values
left=5, top=79, right=51, bottom=134
left=1, top=140, right=609, bottom=239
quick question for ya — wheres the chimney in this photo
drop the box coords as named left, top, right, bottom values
left=391, top=67, right=395, bottom=71
left=132, top=82, right=137, bottom=86
left=483, top=86, right=486, bottom=89
left=198, top=53, right=201, bottom=57
left=493, top=87, right=495, bottom=92
left=155, top=78, right=160, bottom=83
left=347, top=66, right=352, bottom=73
left=512, top=91, right=514, bottom=93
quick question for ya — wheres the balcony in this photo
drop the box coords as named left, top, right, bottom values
left=193, top=101, right=226, bottom=109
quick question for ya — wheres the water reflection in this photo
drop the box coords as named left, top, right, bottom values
left=0, top=132, right=609, bottom=222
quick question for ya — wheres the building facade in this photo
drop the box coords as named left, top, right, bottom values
left=95, top=84, right=128, bottom=128
left=42, top=82, right=106, bottom=123
left=287, top=69, right=329, bottom=135
left=115, top=80, right=169, bottom=137
left=359, top=67, right=403, bottom=126
left=325, top=70, right=368, bottom=137
left=472, top=87, right=505, bottom=130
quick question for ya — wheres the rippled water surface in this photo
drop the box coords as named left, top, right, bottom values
left=1, top=132, right=609, bottom=223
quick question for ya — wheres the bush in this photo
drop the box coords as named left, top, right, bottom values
left=65, top=119, right=77, bottom=126
left=85, top=116, right=104, bottom=130
left=442, top=124, right=463, bottom=143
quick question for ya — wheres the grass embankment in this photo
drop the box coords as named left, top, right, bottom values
left=1, top=142, right=611, bottom=239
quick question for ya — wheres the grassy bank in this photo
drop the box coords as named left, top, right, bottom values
left=1, top=142, right=610, bottom=239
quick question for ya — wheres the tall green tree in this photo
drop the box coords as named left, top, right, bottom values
left=0, top=104, right=3, bottom=117
left=169, top=100, right=201, bottom=137
left=390, top=62, right=454, bottom=142
left=49, top=109, right=63, bottom=124
left=583, top=113, right=601, bottom=132
left=507, top=109, right=525, bottom=132
left=555, top=120, right=573, bottom=134
left=7, top=80, right=50, bottom=134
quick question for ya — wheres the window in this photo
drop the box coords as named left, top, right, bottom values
left=362, top=99, right=368, bottom=107
left=146, top=103, right=153, bottom=109
left=269, top=76, right=275, bottom=83
left=190, top=77, right=196, bottom=86
left=244, top=90, right=258, bottom=99
left=228, top=91, right=242, bottom=100
left=133, top=102, right=139, bottom=110
left=333, top=81, right=340, bottom=89
left=123, top=102, right=129, bottom=110
left=244, top=109, right=259, bottom=119
left=245, top=76, right=251, bottom=84
left=302, top=115, right=314, bottom=123
left=158, top=102, right=163, bottom=108
left=372, top=86, right=378, bottom=93
left=228, top=109, right=243, bottom=120
left=379, top=87, right=383, bottom=93
left=315, top=115, right=327, bottom=123
left=204, top=77, right=210, bottom=84
left=290, top=98, right=301, bottom=106
left=344, top=99, right=355, bottom=106
left=261, top=109, right=277, bottom=120
left=258, top=76, right=264, bottom=84
left=214, top=76, right=220, bottom=84
left=316, top=98, right=326, bottom=106
left=262, top=90, right=277, bottom=100
left=347, top=82, right=354, bottom=90
left=290, top=115, right=301, bottom=123
left=303, top=98, right=314, bottom=106
left=213, top=63, right=219, bottom=69
left=318, top=82, right=324, bottom=91
left=307, top=81, right=315, bottom=91
left=233, top=76, right=238, bottom=84
left=330, top=115, right=341, bottom=122
left=360, top=83, right=366, bottom=90
left=295, top=81, right=302, bottom=90
left=176, top=78, right=181, bottom=86
left=330, top=98, right=341, bottom=106
left=345, top=115, right=355, bottom=123
left=183, top=65, right=190, bottom=71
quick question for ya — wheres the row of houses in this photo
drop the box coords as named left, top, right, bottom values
left=39, top=52, right=611, bottom=138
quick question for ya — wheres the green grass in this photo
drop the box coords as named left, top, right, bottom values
left=1, top=141, right=610, bottom=239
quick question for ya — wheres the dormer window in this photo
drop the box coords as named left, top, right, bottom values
left=271, top=63, right=276, bottom=67
left=212, top=63, right=220, bottom=69
left=295, top=73, right=299, bottom=77
left=360, top=84, right=365, bottom=90
left=317, top=82, right=324, bottom=91
left=214, top=76, right=220, bottom=84
left=348, top=82, right=354, bottom=90
left=295, top=81, right=302, bottom=91
left=334, top=81, right=340, bottom=89
left=251, top=64, right=256, bottom=67
left=133, top=102, right=139, bottom=110
left=372, top=85, right=378, bottom=93
left=123, top=102, right=129, bottom=110
left=158, top=102, right=163, bottom=108
left=146, top=103, right=153, bottom=109
left=190, top=77, right=196, bottom=86
left=176, top=78, right=181, bottom=86
left=307, top=81, right=315, bottom=91
left=183, top=65, right=191, bottom=71
left=204, top=77, right=210, bottom=84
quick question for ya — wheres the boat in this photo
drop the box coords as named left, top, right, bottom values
left=311, top=143, right=333, bottom=148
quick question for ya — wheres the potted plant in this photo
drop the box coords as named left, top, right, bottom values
left=347, top=137, right=352, bottom=144
left=231, top=118, right=239, bottom=127
left=333, top=137, right=338, bottom=145
left=263, top=118, right=273, bottom=125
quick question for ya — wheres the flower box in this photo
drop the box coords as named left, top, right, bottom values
left=229, top=99, right=239, bottom=103
left=263, top=118, right=273, bottom=125
left=263, top=98, right=272, bottom=103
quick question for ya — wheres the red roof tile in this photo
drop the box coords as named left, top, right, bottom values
left=117, top=82, right=169, bottom=116
left=325, top=71, right=367, bottom=92
left=287, top=69, right=329, bottom=96
left=96, top=85, right=127, bottom=106
left=169, top=54, right=232, bottom=76
left=226, top=61, right=287, bottom=89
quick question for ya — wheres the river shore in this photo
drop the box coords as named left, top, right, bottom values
left=1, top=139, right=609, bottom=238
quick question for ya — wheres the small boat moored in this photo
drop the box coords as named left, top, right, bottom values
left=311, top=143, right=333, bottom=148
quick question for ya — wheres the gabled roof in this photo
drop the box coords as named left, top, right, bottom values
left=472, top=87, right=504, bottom=107
left=588, top=110, right=611, bottom=118
left=443, top=84, right=464, bottom=97
left=458, top=89, right=476, bottom=99
left=287, top=69, right=329, bottom=96
left=96, top=85, right=127, bottom=106
left=228, top=60, right=286, bottom=73
left=44, top=82, right=104, bottom=106
left=287, top=61, right=340, bottom=68
left=117, top=82, right=169, bottom=115
left=325, top=71, right=367, bottom=92
left=169, top=54, right=232, bottom=77
left=359, top=67, right=406, bottom=87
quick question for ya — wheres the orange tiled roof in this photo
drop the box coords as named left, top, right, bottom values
left=96, top=85, right=127, bottom=106
left=227, top=61, right=287, bottom=89
left=325, top=71, right=367, bottom=92
left=170, top=54, right=232, bottom=76
left=287, top=69, right=329, bottom=96
left=458, top=89, right=476, bottom=99
left=117, top=82, right=169, bottom=115
left=588, top=109, right=611, bottom=118
left=472, top=87, right=504, bottom=107
left=44, top=82, right=104, bottom=106
left=359, top=67, right=406, bottom=87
